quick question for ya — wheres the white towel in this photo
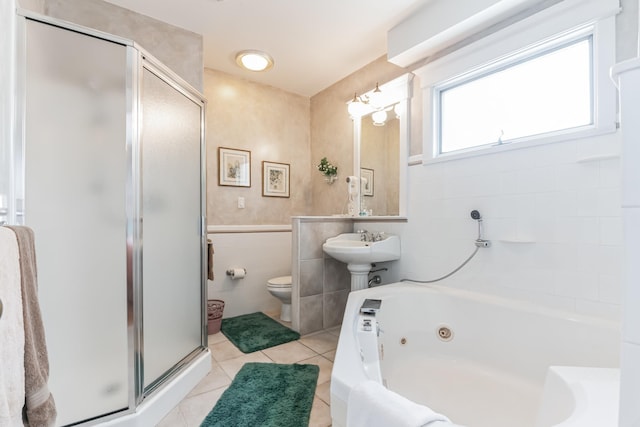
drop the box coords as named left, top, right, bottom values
left=0, top=227, right=26, bottom=427
left=347, top=380, right=451, bottom=427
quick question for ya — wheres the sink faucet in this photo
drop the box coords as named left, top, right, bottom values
left=356, top=229, right=369, bottom=241
left=356, top=230, right=386, bottom=242
left=371, top=232, right=385, bottom=242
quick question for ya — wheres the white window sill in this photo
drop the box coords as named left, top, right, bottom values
left=422, top=123, right=617, bottom=166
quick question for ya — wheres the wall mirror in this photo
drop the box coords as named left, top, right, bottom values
left=349, top=73, right=413, bottom=217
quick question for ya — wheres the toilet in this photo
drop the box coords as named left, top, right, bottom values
left=266, top=275, right=292, bottom=322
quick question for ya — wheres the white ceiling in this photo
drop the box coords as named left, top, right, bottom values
left=102, top=0, right=431, bottom=96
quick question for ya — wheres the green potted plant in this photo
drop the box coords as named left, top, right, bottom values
left=317, top=157, right=338, bottom=184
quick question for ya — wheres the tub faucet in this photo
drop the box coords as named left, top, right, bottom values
left=368, top=275, right=381, bottom=287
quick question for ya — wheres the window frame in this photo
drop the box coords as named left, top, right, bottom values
left=415, top=0, right=618, bottom=164
left=436, top=33, right=595, bottom=155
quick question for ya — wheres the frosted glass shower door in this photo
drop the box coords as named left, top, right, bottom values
left=140, top=66, right=204, bottom=389
left=23, top=19, right=129, bottom=425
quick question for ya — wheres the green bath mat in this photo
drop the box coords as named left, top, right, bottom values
left=200, top=362, right=319, bottom=427
left=221, top=312, right=300, bottom=353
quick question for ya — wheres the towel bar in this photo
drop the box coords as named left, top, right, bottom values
left=0, top=298, right=3, bottom=320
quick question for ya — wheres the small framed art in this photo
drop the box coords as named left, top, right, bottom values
left=218, top=147, right=251, bottom=187
left=262, top=161, right=290, bottom=198
left=361, top=168, right=374, bottom=196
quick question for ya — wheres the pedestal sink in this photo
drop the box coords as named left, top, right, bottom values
left=322, top=232, right=400, bottom=291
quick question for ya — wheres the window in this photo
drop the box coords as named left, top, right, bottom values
left=438, top=36, right=593, bottom=154
left=415, top=0, right=618, bottom=162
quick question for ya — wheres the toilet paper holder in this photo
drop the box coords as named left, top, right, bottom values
left=226, top=268, right=247, bottom=277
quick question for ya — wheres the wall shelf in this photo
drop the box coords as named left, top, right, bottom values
left=575, top=154, right=620, bottom=163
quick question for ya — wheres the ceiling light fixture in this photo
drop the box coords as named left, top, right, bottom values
left=235, top=50, right=274, bottom=72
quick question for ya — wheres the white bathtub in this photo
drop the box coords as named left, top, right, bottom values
left=331, top=283, right=620, bottom=427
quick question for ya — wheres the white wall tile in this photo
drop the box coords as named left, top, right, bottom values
left=500, top=170, right=519, bottom=194
left=575, top=133, right=620, bottom=160
left=599, top=158, right=622, bottom=188
left=554, top=162, right=599, bottom=191
left=577, top=218, right=600, bottom=245
left=554, top=218, right=581, bottom=244
left=576, top=189, right=600, bottom=217
left=599, top=217, right=624, bottom=246
left=597, top=188, right=623, bottom=217
left=598, top=274, right=622, bottom=305
left=598, top=245, right=623, bottom=275
left=400, top=131, right=622, bottom=317
left=517, top=166, right=555, bottom=194
left=514, top=195, right=537, bottom=219
left=472, top=172, right=502, bottom=196
left=553, top=270, right=599, bottom=300
left=553, top=191, right=578, bottom=217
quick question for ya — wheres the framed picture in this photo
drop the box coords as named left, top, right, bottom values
left=361, top=168, right=374, bottom=196
left=218, top=147, right=251, bottom=187
left=262, top=161, right=290, bottom=198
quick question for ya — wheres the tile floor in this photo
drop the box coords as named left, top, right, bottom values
left=157, top=322, right=340, bottom=427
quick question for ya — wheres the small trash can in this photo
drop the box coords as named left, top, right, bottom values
left=207, top=299, right=225, bottom=335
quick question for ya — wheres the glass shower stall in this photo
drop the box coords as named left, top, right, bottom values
left=5, top=11, right=209, bottom=426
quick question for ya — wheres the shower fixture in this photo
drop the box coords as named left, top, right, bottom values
left=471, top=210, right=491, bottom=248
left=400, top=209, right=491, bottom=284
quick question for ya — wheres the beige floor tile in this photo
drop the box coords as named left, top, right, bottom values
left=300, top=331, right=339, bottom=354
left=308, top=396, right=332, bottom=427
left=315, top=380, right=331, bottom=405
left=187, top=360, right=231, bottom=397
left=322, top=349, right=336, bottom=362
left=157, top=404, right=186, bottom=427
left=326, top=325, right=342, bottom=336
left=262, top=340, right=318, bottom=364
left=209, top=340, right=243, bottom=362
left=218, top=351, right=272, bottom=379
left=174, top=325, right=339, bottom=427
left=207, top=332, right=227, bottom=346
left=301, top=355, right=334, bottom=385
left=264, top=309, right=280, bottom=319
left=180, top=386, right=227, bottom=427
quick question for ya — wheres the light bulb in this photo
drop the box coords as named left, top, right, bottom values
left=347, top=94, right=366, bottom=118
left=372, top=110, right=387, bottom=126
left=235, top=50, right=274, bottom=72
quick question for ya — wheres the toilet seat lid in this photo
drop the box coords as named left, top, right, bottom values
left=267, top=275, right=292, bottom=287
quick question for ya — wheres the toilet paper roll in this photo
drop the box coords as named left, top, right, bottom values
left=228, top=268, right=246, bottom=280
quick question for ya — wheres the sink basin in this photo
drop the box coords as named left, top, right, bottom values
left=323, top=233, right=401, bottom=264
left=323, top=233, right=400, bottom=290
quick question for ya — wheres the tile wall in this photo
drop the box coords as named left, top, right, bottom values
left=358, top=132, right=623, bottom=320
left=292, top=217, right=353, bottom=334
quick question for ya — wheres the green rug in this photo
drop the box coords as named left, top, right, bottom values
left=200, top=362, right=319, bottom=427
left=221, top=312, right=300, bottom=353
